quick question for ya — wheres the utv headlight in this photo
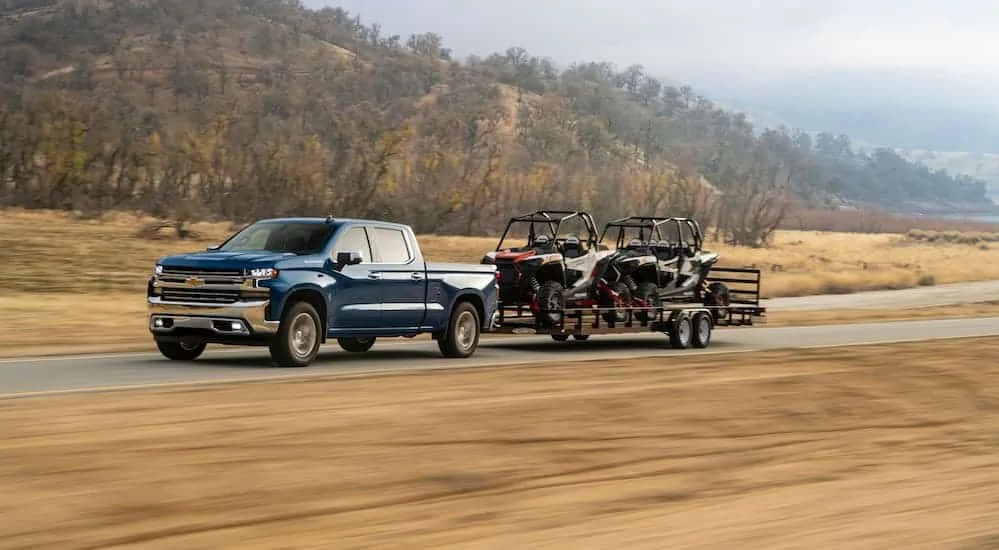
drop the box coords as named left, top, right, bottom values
left=247, top=267, right=279, bottom=279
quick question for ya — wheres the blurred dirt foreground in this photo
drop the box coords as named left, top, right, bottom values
left=3, top=338, right=999, bottom=549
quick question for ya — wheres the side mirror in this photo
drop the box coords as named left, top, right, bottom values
left=334, top=251, right=363, bottom=270
left=206, top=245, right=220, bottom=251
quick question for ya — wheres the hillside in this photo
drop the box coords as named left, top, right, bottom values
left=0, top=0, right=990, bottom=244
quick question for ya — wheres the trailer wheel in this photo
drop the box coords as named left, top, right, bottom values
left=691, top=311, right=712, bottom=348
left=551, top=334, right=570, bottom=342
left=337, top=337, right=376, bottom=353
left=669, top=313, right=693, bottom=349
left=572, top=334, right=590, bottom=341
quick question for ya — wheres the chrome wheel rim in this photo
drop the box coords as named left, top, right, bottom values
left=697, top=316, right=711, bottom=342
left=455, top=310, right=477, bottom=352
left=678, top=317, right=691, bottom=345
left=290, top=312, right=317, bottom=358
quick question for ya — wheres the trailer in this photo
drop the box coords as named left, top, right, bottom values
left=488, top=265, right=765, bottom=349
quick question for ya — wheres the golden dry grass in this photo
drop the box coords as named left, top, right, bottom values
left=4, top=208, right=999, bottom=296
left=3, top=338, right=999, bottom=548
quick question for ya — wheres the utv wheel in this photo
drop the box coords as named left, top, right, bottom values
left=691, top=311, right=713, bottom=348
left=535, top=280, right=565, bottom=327
left=703, top=282, right=731, bottom=323
left=269, top=301, right=322, bottom=367
left=669, top=314, right=693, bottom=349
left=337, top=337, right=376, bottom=353
left=551, top=334, right=570, bottom=342
left=155, top=338, right=206, bottom=361
left=601, top=281, right=632, bottom=324
left=634, top=282, right=660, bottom=323
left=439, top=301, right=480, bottom=358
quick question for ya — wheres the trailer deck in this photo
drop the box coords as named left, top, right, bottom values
left=488, top=266, right=766, bottom=349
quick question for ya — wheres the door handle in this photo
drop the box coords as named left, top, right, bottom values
left=410, top=272, right=423, bottom=279
left=367, top=273, right=382, bottom=279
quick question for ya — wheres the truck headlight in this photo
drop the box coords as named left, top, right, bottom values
left=248, top=267, right=278, bottom=279
left=154, top=264, right=163, bottom=276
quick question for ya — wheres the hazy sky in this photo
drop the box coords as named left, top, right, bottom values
left=304, top=0, right=999, bottom=84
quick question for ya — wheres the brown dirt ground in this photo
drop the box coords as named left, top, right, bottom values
left=2, top=338, right=999, bottom=549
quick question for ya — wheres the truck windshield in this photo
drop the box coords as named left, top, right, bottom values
left=218, top=222, right=336, bottom=254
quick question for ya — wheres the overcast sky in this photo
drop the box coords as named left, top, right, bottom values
left=303, top=0, right=999, bottom=85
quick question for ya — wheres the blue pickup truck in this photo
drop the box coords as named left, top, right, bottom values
left=147, top=217, right=499, bottom=367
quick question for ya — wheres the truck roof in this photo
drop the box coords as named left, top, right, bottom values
left=254, top=217, right=413, bottom=231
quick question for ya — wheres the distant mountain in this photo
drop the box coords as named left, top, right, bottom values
left=686, top=67, right=999, bottom=154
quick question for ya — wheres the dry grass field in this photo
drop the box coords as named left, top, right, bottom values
left=6, top=208, right=999, bottom=297
left=3, top=337, right=999, bottom=549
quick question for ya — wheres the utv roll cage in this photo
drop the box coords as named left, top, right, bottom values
left=494, top=210, right=603, bottom=256
left=599, top=216, right=704, bottom=251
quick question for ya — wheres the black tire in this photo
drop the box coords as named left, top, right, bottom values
left=572, top=334, right=590, bottom=341
left=703, top=281, right=731, bottom=323
left=269, top=301, right=322, bottom=367
left=337, top=336, right=376, bottom=353
left=155, top=338, right=206, bottom=361
left=535, top=280, right=565, bottom=327
left=601, top=281, right=633, bottom=324
left=669, top=313, right=693, bottom=349
left=438, top=301, right=481, bottom=358
left=634, top=281, right=660, bottom=323
left=691, top=311, right=712, bottom=348
left=551, top=334, right=570, bottom=342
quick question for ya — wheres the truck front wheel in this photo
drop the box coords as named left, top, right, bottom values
left=155, top=338, right=206, bottom=361
left=338, top=337, right=376, bottom=353
left=438, top=301, right=480, bottom=358
left=269, top=301, right=322, bottom=367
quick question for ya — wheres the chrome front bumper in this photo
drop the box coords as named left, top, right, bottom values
left=147, top=296, right=279, bottom=336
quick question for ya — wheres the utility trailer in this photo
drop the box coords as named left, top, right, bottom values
left=488, top=265, right=766, bottom=349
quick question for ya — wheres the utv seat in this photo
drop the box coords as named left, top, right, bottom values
left=562, top=236, right=584, bottom=258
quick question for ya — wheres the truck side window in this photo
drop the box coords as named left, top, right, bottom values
left=371, top=227, right=412, bottom=264
left=332, top=227, right=372, bottom=263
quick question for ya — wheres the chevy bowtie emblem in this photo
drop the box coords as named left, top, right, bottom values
left=185, top=277, right=204, bottom=287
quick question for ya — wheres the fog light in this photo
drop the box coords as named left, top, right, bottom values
left=153, top=318, right=164, bottom=327
left=230, top=321, right=243, bottom=331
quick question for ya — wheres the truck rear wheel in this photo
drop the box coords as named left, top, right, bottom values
left=269, top=301, right=322, bottom=367
left=155, top=338, right=206, bottom=361
left=338, top=337, right=375, bottom=353
left=438, top=301, right=480, bottom=358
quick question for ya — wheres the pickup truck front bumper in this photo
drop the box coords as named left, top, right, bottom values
left=148, top=297, right=279, bottom=338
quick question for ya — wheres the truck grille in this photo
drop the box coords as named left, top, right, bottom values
left=156, top=265, right=266, bottom=304
left=159, top=266, right=244, bottom=284
left=161, top=288, right=241, bottom=304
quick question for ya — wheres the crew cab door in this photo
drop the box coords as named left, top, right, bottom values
left=327, top=225, right=382, bottom=330
left=367, top=226, right=428, bottom=330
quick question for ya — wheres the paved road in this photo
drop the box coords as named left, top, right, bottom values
left=764, top=279, right=999, bottom=310
left=2, top=316, right=998, bottom=398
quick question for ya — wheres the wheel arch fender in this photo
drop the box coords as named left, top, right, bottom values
left=447, top=289, right=487, bottom=330
left=276, top=284, right=329, bottom=342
